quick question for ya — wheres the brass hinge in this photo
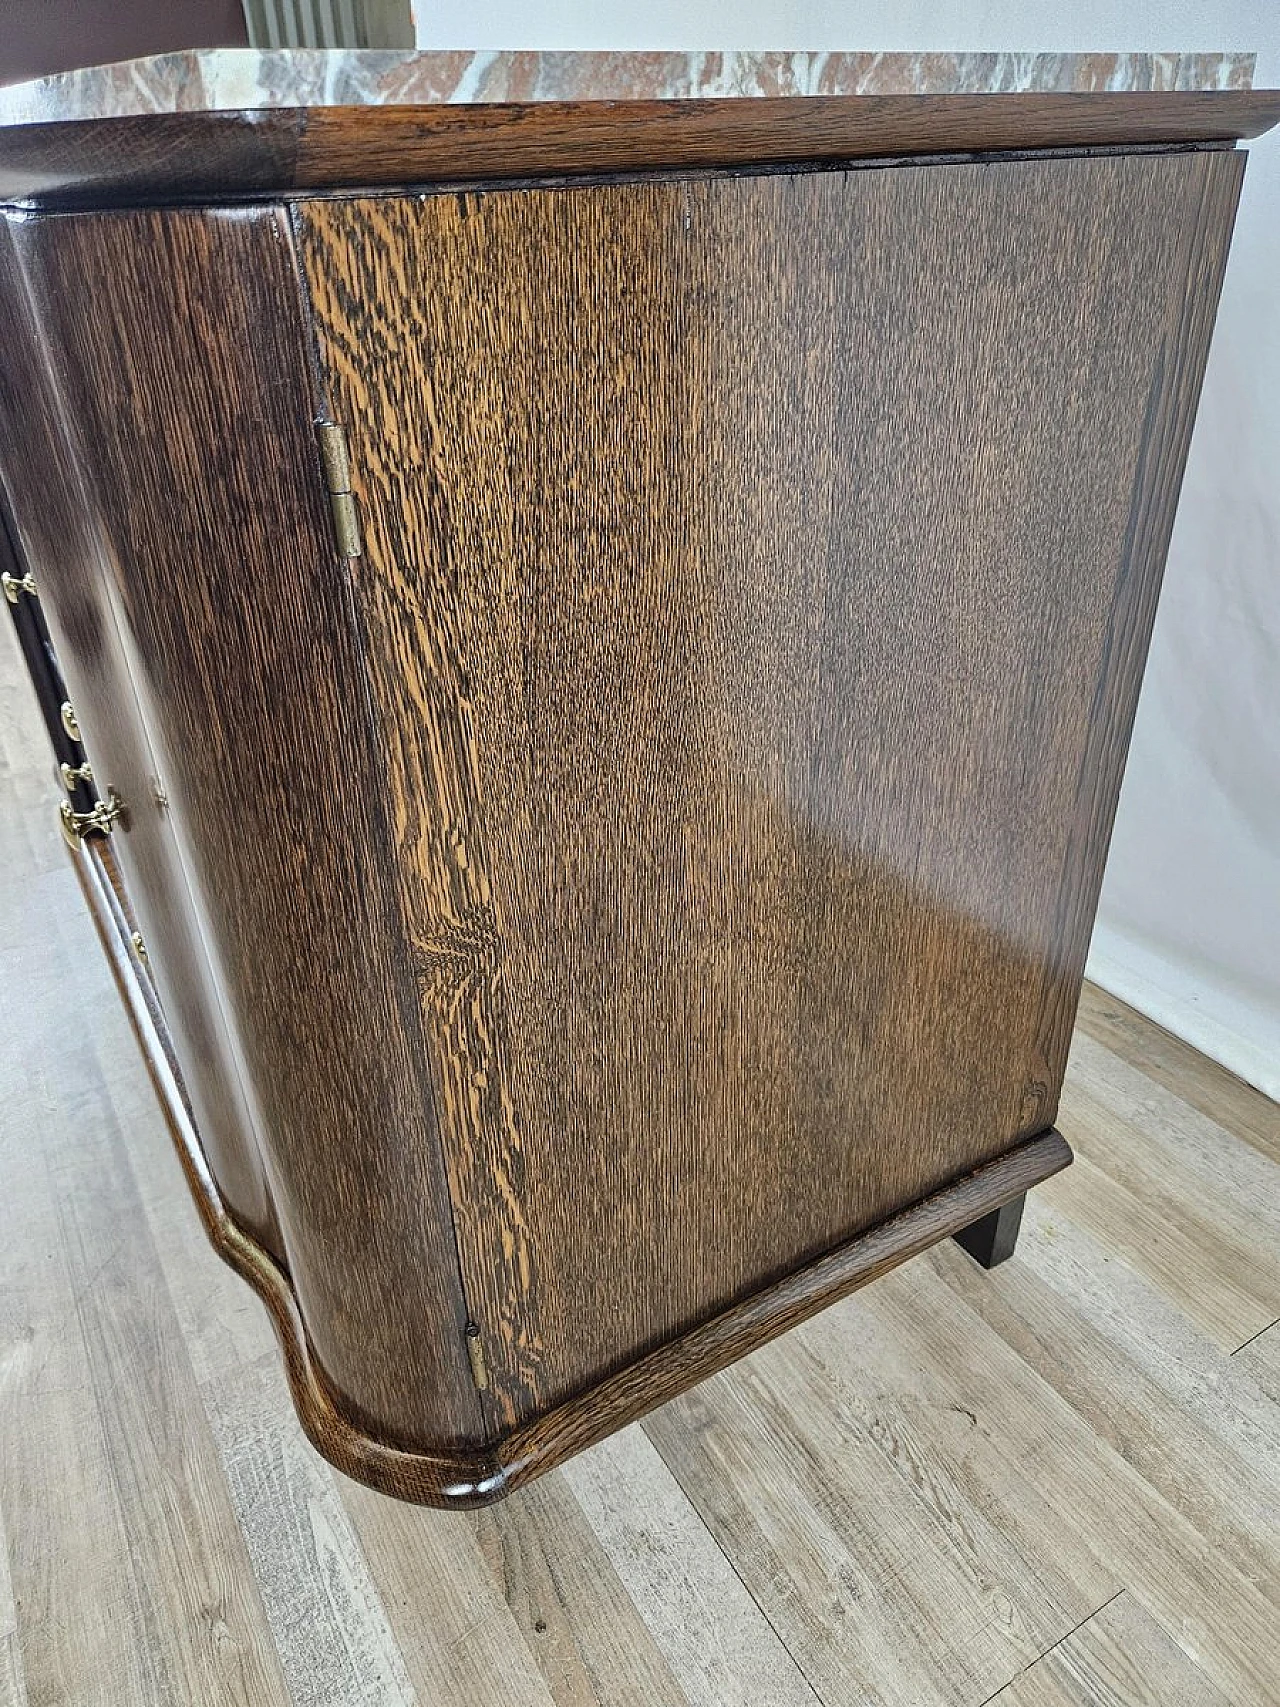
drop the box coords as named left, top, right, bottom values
left=464, top=1321, right=489, bottom=1391
left=60, top=758, right=94, bottom=792
left=2, top=569, right=36, bottom=604
left=60, top=700, right=81, bottom=742
left=59, top=787, right=126, bottom=849
left=316, top=420, right=362, bottom=560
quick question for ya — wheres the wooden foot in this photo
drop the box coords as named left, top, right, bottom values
left=953, top=1193, right=1025, bottom=1269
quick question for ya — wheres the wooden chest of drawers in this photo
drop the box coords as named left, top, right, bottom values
left=2, top=89, right=1275, bottom=1504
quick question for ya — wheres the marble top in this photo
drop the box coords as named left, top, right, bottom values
left=0, top=49, right=1255, bottom=127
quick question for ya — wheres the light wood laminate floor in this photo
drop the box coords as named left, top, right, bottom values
left=1, top=618, right=1277, bottom=1707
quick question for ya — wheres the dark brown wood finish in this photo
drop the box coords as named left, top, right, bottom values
left=296, top=146, right=1244, bottom=1431
left=0, top=220, right=281, bottom=1251
left=0, top=491, right=97, bottom=815
left=3, top=205, right=484, bottom=1451
left=71, top=830, right=1073, bottom=1504
left=1024, top=148, right=1249, bottom=1092
left=0, top=91, right=1276, bottom=208
left=1, top=91, right=1269, bottom=1502
left=953, top=1194, right=1026, bottom=1268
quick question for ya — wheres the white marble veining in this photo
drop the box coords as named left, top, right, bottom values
left=0, top=48, right=1256, bottom=126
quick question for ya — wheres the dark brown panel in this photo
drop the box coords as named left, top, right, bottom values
left=1026, top=151, right=1252, bottom=1093
left=0, top=91, right=1276, bottom=207
left=5, top=205, right=484, bottom=1450
left=0, top=219, right=279, bottom=1249
left=295, top=147, right=1243, bottom=1428
left=68, top=830, right=1075, bottom=1503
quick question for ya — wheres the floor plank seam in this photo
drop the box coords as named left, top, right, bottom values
left=1229, top=1317, right=1279, bottom=1357
left=638, top=1419, right=828, bottom=1706
left=973, top=1588, right=1125, bottom=1706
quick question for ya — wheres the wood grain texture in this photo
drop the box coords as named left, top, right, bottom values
left=989, top=1590, right=1234, bottom=1704
left=1024, top=145, right=1252, bottom=1090
left=1044, top=1033, right=1280, bottom=1348
left=0, top=138, right=1251, bottom=1492
left=4, top=205, right=484, bottom=1451
left=0, top=217, right=282, bottom=1253
left=561, top=1428, right=824, bottom=1707
left=0, top=811, right=289, bottom=1698
left=0, top=91, right=1277, bottom=207
left=296, top=146, right=1243, bottom=1430
left=4, top=619, right=1279, bottom=1699
left=1076, top=981, right=1280, bottom=1165
left=1235, top=1321, right=1280, bottom=1404
left=466, top=1459, right=695, bottom=1706
left=73, top=830, right=1069, bottom=1503
left=645, top=1214, right=1280, bottom=1704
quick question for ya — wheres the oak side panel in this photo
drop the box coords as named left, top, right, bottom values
left=0, top=90, right=1277, bottom=206
left=70, top=834, right=1069, bottom=1504
left=296, top=148, right=1243, bottom=1429
left=6, top=205, right=484, bottom=1450
left=0, top=217, right=281, bottom=1253
left=1026, top=152, right=1248, bottom=1086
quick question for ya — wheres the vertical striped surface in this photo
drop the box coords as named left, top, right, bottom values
left=3, top=611, right=1277, bottom=1705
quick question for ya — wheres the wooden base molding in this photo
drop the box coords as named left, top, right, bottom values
left=74, top=837, right=1071, bottom=1507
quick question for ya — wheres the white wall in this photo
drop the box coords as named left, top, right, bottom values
left=416, top=5, right=1280, bottom=1098
left=416, top=0, right=1274, bottom=50
left=1090, top=55, right=1280, bottom=1100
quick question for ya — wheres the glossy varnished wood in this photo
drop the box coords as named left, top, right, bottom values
left=4, top=629, right=1278, bottom=1698
left=1022, top=147, right=1257, bottom=1093
left=296, top=146, right=1244, bottom=1431
left=2, top=206, right=484, bottom=1451
left=0, top=220, right=283, bottom=1252
left=0, top=106, right=1262, bottom=1498
left=0, top=91, right=1276, bottom=207
left=68, top=829, right=1075, bottom=1503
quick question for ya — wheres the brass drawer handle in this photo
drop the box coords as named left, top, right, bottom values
left=59, top=787, right=126, bottom=848
left=2, top=570, right=36, bottom=604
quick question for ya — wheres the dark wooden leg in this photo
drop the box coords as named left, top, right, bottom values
left=953, top=1193, right=1025, bottom=1268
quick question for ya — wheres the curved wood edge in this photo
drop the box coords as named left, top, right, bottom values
left=1, top=90, right=1278, bottom=208
left=72, top=835, right=1073, bottom=1507
left=489, top=1127, right=1073, bottom=1490
left=70, top=836, right=503, bottom=1505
